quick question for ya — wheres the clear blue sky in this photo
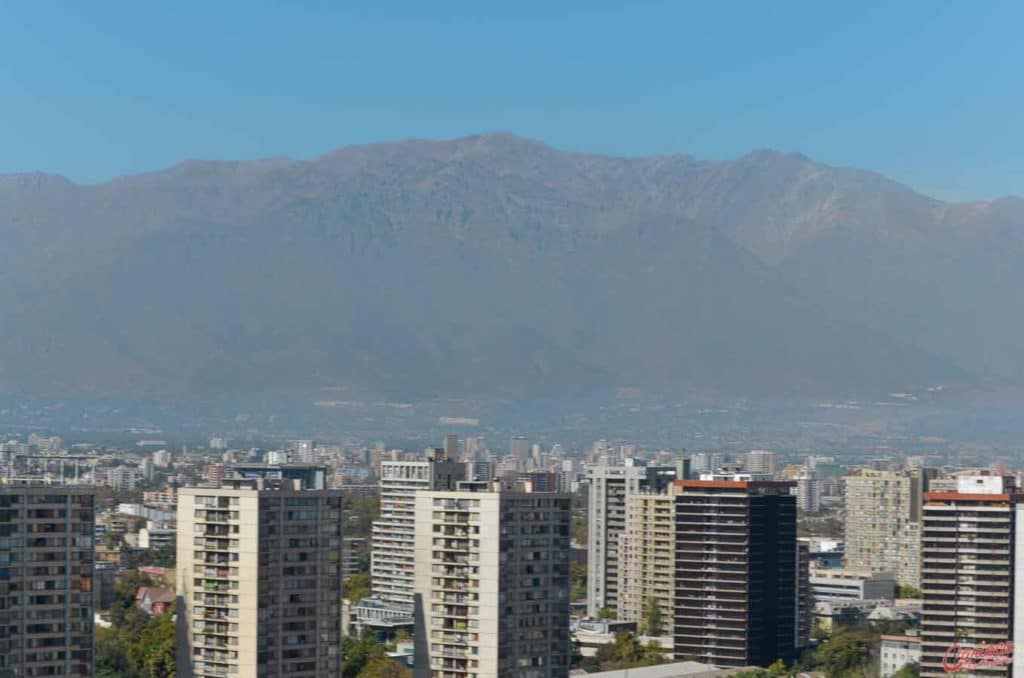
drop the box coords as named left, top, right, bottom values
left=1, top=1, right=1020, bottom=200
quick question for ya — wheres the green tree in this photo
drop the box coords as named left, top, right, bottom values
left=96, top=605, right=176, bottom=678
left=597, top=606, right=616, bottom=620
left=572, top=514, right=588, bottom=545
left=892, top=663, right=920, bottom=678
left=895, top=585, right=921, bottom=599
left=583, top=634, right=666, bottom=672
left=344, top=495, right=381, bottom=540
left=570, top=561, right=587, bottom=601
left=358, top=657, right=412, bottom=678
left=643, top=598, right=663, bottom=637
left=809, top=626, right=877, bottom=677
left=344, top=571, right=372, bottom=602
left=343, top=631, right=387, bottom=678
left=767, top=659, right=788, bottom=676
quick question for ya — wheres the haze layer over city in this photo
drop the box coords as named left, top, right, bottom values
left=1, top=3, right=1022, bottom=678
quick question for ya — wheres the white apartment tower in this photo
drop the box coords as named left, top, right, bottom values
left=372, top=448, right=465, bottom=608
left=795, top=474, right=820, bottom=512
left=412, top=483, right=571, bottom=678
left=586, top=462, right=674, bottom=618
left=745, top=450, right=778, bottom=476
left=176, top=470, right=343, bottom=678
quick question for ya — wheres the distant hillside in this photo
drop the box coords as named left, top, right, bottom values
left=3, top=133, right=1021, bottom=399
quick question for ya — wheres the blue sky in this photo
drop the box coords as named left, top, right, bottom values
left=1, top=1, right=1020, bottom=200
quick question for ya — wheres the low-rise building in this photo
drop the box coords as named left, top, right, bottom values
left=880, top=635, right=921, bottom=678
left=809, top=568, right=895, bottom=601
left=136, top=586, right=175, bottom=615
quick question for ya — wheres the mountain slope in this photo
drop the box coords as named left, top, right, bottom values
left=2, top=134, right=1017, bottom=399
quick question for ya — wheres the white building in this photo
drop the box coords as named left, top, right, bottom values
left=176, top=471, right=343, bottom=677
left=293, top=440, right=315, bottom=463
left=795, top=473, right=820, bottom=512
left=586, top=461, right=675, bottom=618
left=105, top=466, right=139, bottom=491
left=809, top=568, right=896, bottom=601
left=745, top=450, right=778, bottom=476
left=412, top=482, right=571, bottom=678
left=371, top=448, right=465, bottom=608
left=880, top=635, right=921, bottom=677
left=153, top=449, right=171, bottom=468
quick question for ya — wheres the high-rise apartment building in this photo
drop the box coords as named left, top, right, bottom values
left=843, top=469, right=926, bottom=588
left=509, top=437, right=531, bottom=467
left=586, top=462, right=675, bottom=618
left=372, top=448, right=465, bottom=608
left=745, top=451, right=778, bottom=476
left=920, top=474, right=1016, bottom=677
left=674, top=479, right=798, bottom=668
left=176, top=470, right=343, bottom=678
left=412, top=482, right=571, bottom=678
left=292, top=440, right=316, bottom=464
left=0, top=485, right=95, bottom=677
left=443, top=435, right=459, bottom=460
left=464, top=437, right=486, bottom=460
left=617, top=491, right=676, bottom=636
left=795, top=474, right=820, bottom=512
left=796, top=541, right=811, bottom=650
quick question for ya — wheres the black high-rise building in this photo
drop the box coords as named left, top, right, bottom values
left=674, top=479, right=798, bottom=668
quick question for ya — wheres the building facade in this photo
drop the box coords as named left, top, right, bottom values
left=809, top=568, right=897, bottom=601
left=843, top=469, right=925, bottom=589
left=176, top=474, right=344, bottom=678
left=673, top=479, right=798, bottom=668
left=744, top=451, right=778, bottom=476
left=880, top=635, right=921, bottom=678
left=794, top=474, right=820, bottom=512
left=920, top=475, right=1015, bottom=677
left=372, top=449, right=465, bottom=608
left=412, top=483, right=571, bottom=678
left=586, top=463, right=674, bottom=618
left=617, top=492, right=676, bottom=636
left=0, top=485, right=95, bottom=677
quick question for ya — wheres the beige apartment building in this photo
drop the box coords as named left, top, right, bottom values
left=617, top=491, right=676, bottom=636
left=587, top=462, right=675, bottom=618
left=176, top=472, right=343, bottom=678
left=412, top=483, right=571, bottom=678
left=0, top=485, right=95, bottom=677
left=843, top=469, right=925, bottom=588
left=372, top=448, right=465, bottom=608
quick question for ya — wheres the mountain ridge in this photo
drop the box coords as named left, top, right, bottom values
left=1, top=133, right=1021, bottom=400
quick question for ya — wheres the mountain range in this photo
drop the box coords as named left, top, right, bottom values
left=2, top=133, right=1022, bottom=401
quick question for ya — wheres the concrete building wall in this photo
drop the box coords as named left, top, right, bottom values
left=587, top=465, right=646, bottom=618
left=843, top=469, right=924, bottom=588
left=0, top=486, right=95, bottom=677
left=414, top=488, right=570, bottom=678
left=618, top=492, right=676, bottom=635
left=177, top=483, right=343, bottom=678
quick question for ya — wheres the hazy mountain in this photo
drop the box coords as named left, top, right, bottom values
left=2, top=133, right=1020, bottom=400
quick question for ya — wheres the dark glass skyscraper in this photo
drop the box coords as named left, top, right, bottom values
left=674, top=480, right=797, bottom=668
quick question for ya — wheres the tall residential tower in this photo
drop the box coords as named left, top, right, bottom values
left=372, top=448, right=465, bottom=608
left=176, top=468, right=344, bottom=678
left=412, top=482, right=571, bottom=678
left=674, top=479, right=799, bottom=668
left=586, top=461, right=675, bottom=618
left=0, top=485, right=96, bottom=677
